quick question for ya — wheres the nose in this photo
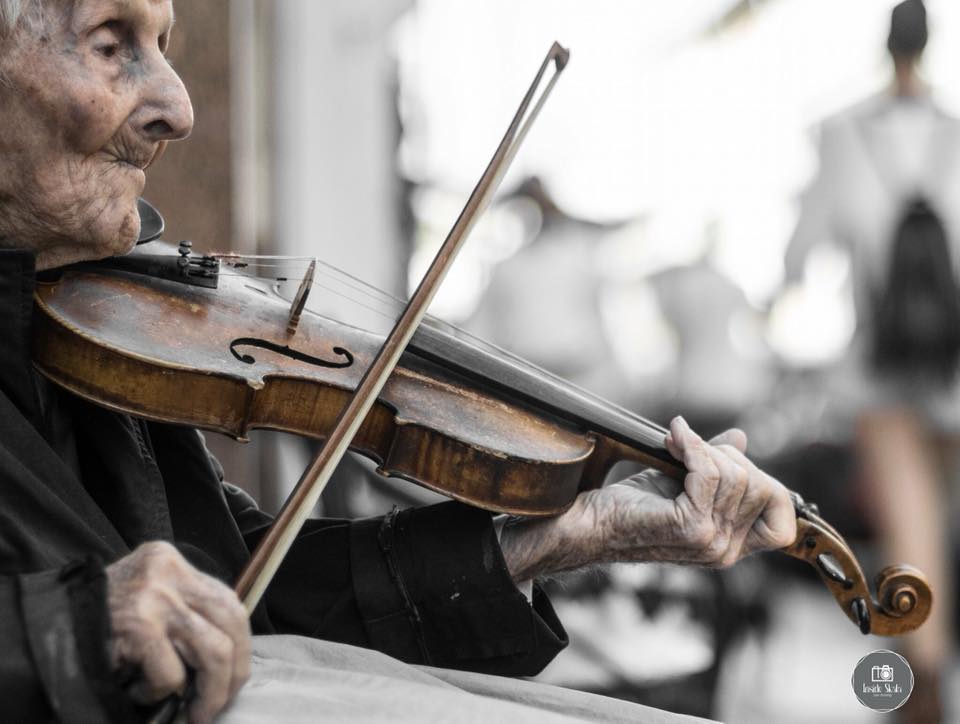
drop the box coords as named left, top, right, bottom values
left=135, top=57, right=194, bottom=144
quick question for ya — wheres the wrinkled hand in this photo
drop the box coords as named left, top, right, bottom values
left=106, top=542, right=250, bottom=724
left=602, top=416, right=797, bottom=566
left=500, top=417, right=797, bottom=581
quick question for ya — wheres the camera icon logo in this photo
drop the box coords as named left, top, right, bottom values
left=854, top=650, right=912, bottom=712
left=871, top=664, right=895, bottom=683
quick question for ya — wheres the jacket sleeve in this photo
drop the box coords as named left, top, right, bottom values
left=5, top=558, right=139, bottom=724
left=224, top=484, right=568, bottom=677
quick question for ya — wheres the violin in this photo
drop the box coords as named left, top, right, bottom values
left=32, top=231, right=932, bottom=639
left=31, top=42, right=929, bottom=651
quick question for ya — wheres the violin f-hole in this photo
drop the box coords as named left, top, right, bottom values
left=229, top=337, right=354, bottom=369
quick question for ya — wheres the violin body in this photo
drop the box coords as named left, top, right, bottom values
left=33, top=263, right=657, bottom=516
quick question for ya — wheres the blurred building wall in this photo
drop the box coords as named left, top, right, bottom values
left=272, top=0, right=411, bottom=298
left=144, top=0, right=234, bottom=252
left=139, top=0, right=411, bottom=507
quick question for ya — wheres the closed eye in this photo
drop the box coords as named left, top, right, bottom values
left=96, top=42, right=120, bottom=59
left=90, top=21, right=129, bottom=62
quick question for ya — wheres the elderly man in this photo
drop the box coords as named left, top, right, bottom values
left=0, top=1, right=796, bottom=722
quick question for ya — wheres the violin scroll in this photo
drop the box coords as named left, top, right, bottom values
left=875, top=564, right=932, bottom=628
left=784, top=492, right=931, bottom=636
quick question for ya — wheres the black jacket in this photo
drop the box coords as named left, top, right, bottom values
left=0, top=249, right=567, bottom=723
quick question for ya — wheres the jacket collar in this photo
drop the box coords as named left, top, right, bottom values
left=0, top=249, right=44, bottom=428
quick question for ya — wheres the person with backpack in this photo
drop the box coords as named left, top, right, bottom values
left=785, top=2, right=960, bottom=720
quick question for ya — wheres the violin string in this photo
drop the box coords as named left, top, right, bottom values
left=218, top=272, right=406, bottom=324
left=219, top=254, right=343, bottom=265
left=221, top=258, right=412, bottom=320
left=226, top=267, right=672, bottom=438
left=217, top=256, right=670, bottom=437
left=299, top=263, right=672, bottom=437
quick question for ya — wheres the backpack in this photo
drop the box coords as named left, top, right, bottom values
left=871, top=196, right=960, bottom=381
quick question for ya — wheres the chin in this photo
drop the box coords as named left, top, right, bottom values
left=97, top=200, right=142, bottom=258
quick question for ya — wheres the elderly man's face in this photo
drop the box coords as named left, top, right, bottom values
left=0, top=0, right=193, bottom=269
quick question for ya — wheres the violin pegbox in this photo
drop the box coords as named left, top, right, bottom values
left=783, top=491, right=931, bottom=636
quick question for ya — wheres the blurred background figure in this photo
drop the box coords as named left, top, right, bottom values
left=465, top=177, right=630, bottom=403
left=785, top=2, right=960, bottom=720
left=643, top=223, right=772, bottom=439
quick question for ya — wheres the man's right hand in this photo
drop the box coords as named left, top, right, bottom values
left=105, top=541, right=251, bottom=724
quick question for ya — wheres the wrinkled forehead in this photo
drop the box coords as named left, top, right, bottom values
left=68, top=0, right=174, bottom=34
left=3, top=0, right=175, bottom=40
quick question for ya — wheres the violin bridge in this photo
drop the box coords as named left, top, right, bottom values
left=287, top=258, right=316, bottom=337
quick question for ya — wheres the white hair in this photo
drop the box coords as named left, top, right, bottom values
left=0, top=0, right=26, bottom=36
left=0, top=0, right=62, bottom=40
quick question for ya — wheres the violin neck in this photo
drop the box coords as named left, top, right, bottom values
left=406, top=323, right=682, bottom=485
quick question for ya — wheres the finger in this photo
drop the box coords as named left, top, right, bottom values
left=745, top=482, right=798, bottom=553
left=703, top=443, right=750, bottom=525
left=667, top=417, right=720, bottom=513
left=123, top=632, right=188, bottom=704
left=709, top=428, right=747, bottom=454
left=180, top=573, right=251, bottom=696
left=168, top=609, right=235, bottom=724
left=709, top=444, right=776, bottom=531
left=708, top=443, right=795, bottom=543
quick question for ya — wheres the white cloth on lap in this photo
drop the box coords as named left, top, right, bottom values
left=218, top=635, right=718, bottom=723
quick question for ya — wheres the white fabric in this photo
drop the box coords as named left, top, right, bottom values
left=218, top=635, right=718, bottom=724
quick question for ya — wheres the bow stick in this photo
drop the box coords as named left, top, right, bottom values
left=234, top=40, right=570, bottom=611
left=151, top=39, right=570, bottom=724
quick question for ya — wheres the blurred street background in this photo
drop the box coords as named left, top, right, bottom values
left=147, top=1, right=960, bottom=721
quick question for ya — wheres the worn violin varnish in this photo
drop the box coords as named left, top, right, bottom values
left=34, top=267, right=618, bottom=516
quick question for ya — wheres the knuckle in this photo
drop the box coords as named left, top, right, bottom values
left=704, top=537, right=729, bottom=563
left=209, top=634, right=234, bottom=667
left=140, top=541, right=182, bottom=573
left=129, top=594, right=156, bottom=623
left=113, top=618, right=158, bottom=657
left=142, top=580, right=179, bottom=609
left=151, top=660, right=186, bottom=692
left=716, top=551, right=740, bottom=569
left=774, top=524, right=796, bottom=549
left=719, top=460, right=748, bottom=490
left=686, top=519, right=717, bottom=550
left=693, top=518, right=732, bottom=561
left=217, top=584, right=245, bottom=613
left=733, top=462, right=749, bottom=486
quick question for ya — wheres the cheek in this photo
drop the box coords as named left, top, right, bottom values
left=29, top=51, right=130, bottom=153
left=61, top=87, right=130, bottom=153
